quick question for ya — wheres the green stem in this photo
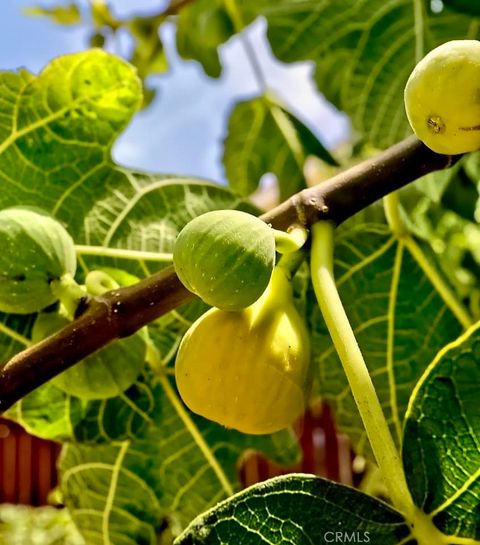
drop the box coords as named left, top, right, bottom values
left=75, top=245, right=173, bottom=262
left=50, top=274, right=88, bottom=320
left=252, top=265, right=293, bottom=318
left=276, top=249, right=306, bottom=281
left=0, top=322, right=31, bottom=347
left=273, top=226, right=309, bottom=254
left=384, top=192, right=408, bottom=238
left=310, top=221, right=414, bottom=517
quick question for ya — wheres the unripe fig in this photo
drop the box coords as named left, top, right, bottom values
left=404, top=40, right=480, bottom=154
left=173, top=210, right=276, bottom=311
left=175, top=266, right=311, bottom=434
left=0, top=207, right=76, bottom=314
left=32, top=312, right=145, bottom=400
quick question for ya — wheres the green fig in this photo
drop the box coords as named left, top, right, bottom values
left=0, top=207, right=76, bottom=314
left=173, top=210, right=276, bottom=311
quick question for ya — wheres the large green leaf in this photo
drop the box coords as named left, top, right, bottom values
left=59, top=377, right=300, bottom=543
left=60, top=438, right=164, bottom=545
left=403, top=323, right=480, bottom=540
left=6, top=373, right=158, bottom=443
left=224, top=97, right=335, bottom=199
left=0, top=50, right=140, bottom=216
left=309, top=218, right=466, bottom=455
left=0, top=50, right=241, bottom=260
left=78, top=174, right=240, bottom=266
left=175, top=474, right=412, bottom=545
left=176, top=0, right=235, bottom=77
left=240, top=0, right=480, bottom=148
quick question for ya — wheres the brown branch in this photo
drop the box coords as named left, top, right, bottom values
left=261, top=135, right=459, bottom=229
left=0, top=268, right=194, bottom=412
left=0, top=136, right=461, bottom=412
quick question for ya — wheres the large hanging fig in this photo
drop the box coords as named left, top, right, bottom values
left=0, top=207, right=77, bottom=314
left=175, top=266, right=311, bottom=435
left=173, top=210, right=276, bottom=311
left=404, top=40, right=480, bottom=155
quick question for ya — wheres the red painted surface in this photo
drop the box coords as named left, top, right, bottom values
left=240, top=402, right=354, bottom=487
left=0, top=418, right=60, bottom=505
left=0, top=402, right=353, bottom=506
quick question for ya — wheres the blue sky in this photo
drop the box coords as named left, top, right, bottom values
left=0, top=0, right=349, bottom=184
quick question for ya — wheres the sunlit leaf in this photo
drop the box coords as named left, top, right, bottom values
left=403, top=323, right=480, bottom=540
left=176, top=474, right=411, bottom=545
left=224, top=97, right=335, bottom=199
